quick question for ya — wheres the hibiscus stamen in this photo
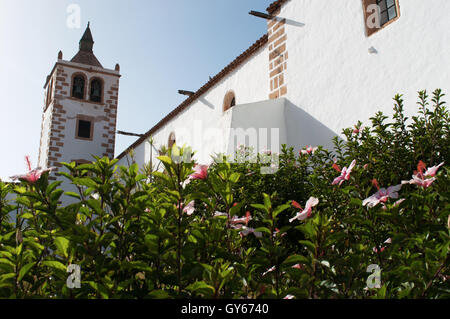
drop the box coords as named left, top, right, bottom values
left=371, top=178, right=380, bottom=190
left=25, top=156, right=32, bottom=171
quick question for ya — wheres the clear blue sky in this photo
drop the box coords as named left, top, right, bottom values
left=0, top=0, right=275, bottom=180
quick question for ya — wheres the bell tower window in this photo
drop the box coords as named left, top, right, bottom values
left=46, top=78, right=53, bottom=108
left=72, top=75, right=85, bottom=99
left=89, top=78, right=103, bottom=103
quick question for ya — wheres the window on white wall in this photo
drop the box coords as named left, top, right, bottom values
left=75, top=115, right=94, bottom=141
left=362, top=0, right=400, bottom=37
left=168, top=132, right=176, bottom=149
left=377, top=0, right=398, bottom=25
left=223, top=91, right=236, bottom=112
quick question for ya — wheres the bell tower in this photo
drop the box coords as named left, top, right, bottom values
left=38, top=23, right=121, bottom=181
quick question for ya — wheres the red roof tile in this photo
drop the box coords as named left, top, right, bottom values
left=70, top=50, right=103, bottom=68
left=266, top=0, right=289, bottom=14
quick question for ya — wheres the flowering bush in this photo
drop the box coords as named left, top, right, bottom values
left=0, top=89, right=448, bottom=299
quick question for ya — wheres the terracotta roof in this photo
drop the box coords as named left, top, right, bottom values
left=117, top=33, right=268, bottom=160
left=70, top=50, right=103, bottom=68
left=266, top=0, right=289, bottom=14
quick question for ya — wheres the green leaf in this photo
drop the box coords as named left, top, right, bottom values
left=273, top=204, right=291, bottom=218
left=299, top=240, right=316, bottom=253
left=0, top=258, right=15, bottom=268
left=263, top=193, right=272, bottom=210
left=18, top=262, right=35, bottom=281
left=64, top=192, right=81, bottom=199
left=283, top=255, right=309, bottom=265
left=158, top=156, right=172, bottom=166
left=88, top=281, right=110, bottom=299
left=54, top=237, right=70, bottom=258
left=186, top=281, right=215, bottom=297
left=251, top=204, right=268, bottom=214
left=254, top=227, right=271, bottom=235
left=229, top=172, right=241, bottom=183
left=148, top=289, right=171, bottom=299
left=349, top=198, right=363, bottom=206
left=21, top=213, right=34, bottom=219
left=42, top=260, right=66, bottom=272
left=74, top=177, right=97, bottom=188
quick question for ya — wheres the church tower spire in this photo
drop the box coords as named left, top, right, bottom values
left=79, top=22, right=94, bottom=52
left=70, top=22, right=103, bottom=68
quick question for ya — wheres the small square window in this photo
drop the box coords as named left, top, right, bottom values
left=77, top=119, right=92, bottom=139
left=386, top=0, right=395, bottom=8
left=376, top=0, right=398, bottom=26
left=380, top=11, right=389, bottom=25
left=364, top=0, right=400, bottom=36
left=388, top=6, right=397, bottom=20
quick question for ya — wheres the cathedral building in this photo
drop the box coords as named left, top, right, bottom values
left=113, top=0, right=450, bottom=169
left=36, top=0, right=449, bottom=201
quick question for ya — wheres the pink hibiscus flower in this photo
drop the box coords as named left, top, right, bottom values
left=381, top=198, right=405, bottom=211
left=273, top=227, right=286, bottom=238
left=239, top=226, right=262, bottom=238
left=402, top=161, right=444, bottom=188
left=230, top=211, right=252, bottom=226
left=362, top=184, right=402, bottom=208
left=177, top=200, right=195, bottom=215
left=189, top=164, right=208, bottom=180
left=373, top=238, right=391, bottom=253
left=300, top=145, right=318, bottom=155
left=424, top=161, right=445, bottom=177
left=213, top=211, right=227, bottom=217
left=332, top=160, right=356, bottom=186
left=289, top=197, right=319, bottom=223
left=10, top=155, right=55, bottom=184
left=262, top=266, right=276, bottom=277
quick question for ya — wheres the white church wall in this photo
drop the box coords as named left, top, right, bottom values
left=119, top=44, right=269, bottom=168
left=227, top=98, right=287, bottom=156
left=118, top=0, right=450, bottom=172
left=38, top=104, right=53, bottom=168
left=284, top=99, right=339, bottom=153
left=280, top=0, right=450, bottom=139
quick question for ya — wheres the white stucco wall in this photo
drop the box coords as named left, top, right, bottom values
left=118, top=44, right=269, bottom=168
left=281, top=0, right=450, bottom=136
left=38, top=103, right=53, bottom=168
left=118, top=0, right=450, bottom=171
left=227, top=98, right=287, bottom=157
